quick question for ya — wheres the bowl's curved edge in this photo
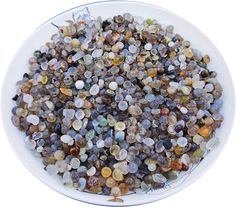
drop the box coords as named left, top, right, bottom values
left=1, top=0, right=235, bottom=206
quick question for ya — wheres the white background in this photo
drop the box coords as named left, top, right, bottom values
left=0, top=0, right=235, bottom=206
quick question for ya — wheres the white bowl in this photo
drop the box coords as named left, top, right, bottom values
left=1, top=1, right=235, bottom=206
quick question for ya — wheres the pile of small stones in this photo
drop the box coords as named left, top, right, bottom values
left=11, top=13, right=223, bottom=198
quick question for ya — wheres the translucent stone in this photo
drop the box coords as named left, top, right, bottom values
left=109, top=81, right=118, bottom=90
left=23, top=93, right=33, bottom=104
left=89, top=84, right=100, bottom=95
left=181, top=86, right=191, bottom=95
left=192, top=81, right=205, bottom=89
left=148, top=163, right=156, bottom=171
left=198, top=125, right=212, bottom=138
left=78, top=177, right=87, bottom=190
left=115, top=122, right=126, bottom=130
left=99, top=118, right=108, bottom=127
left=143, top=138, right=154, bottom=146
left=128, top=105, right=142, bottom=116
left=87, top=166, right=96, bottom=176
left=101, top=167, right=112, bottom=178
left=142, top=119, right=151, bottom=129
left=112, top=168, right=124, bottom=181
left=55, top=160, right=68, bottom=173
left=177, top=137, right=188, bottom=147
left=75, top=80, right=85, bottom=89
left=145, top=94, right=155, bottom=102
left=193, top=134, right=204, bottom=145
left=128, top=45, right=137, bottom=53
left=115, top=131, right=125, bottom=142
left=72, top=119, right=82, bottom=131
left=206, top=137, right=219, bottom=150
left=60, top=88, right=72, bottom=96
left=26, top=114, right=39, bottom=125
left=74, top=98, right=84, bottom=108
left=129, top=162, right=138, bottom=173
left=196, top=110, right=204, bottom=119
left=62, top=172, right=72, bottom=185
left=72, top=51, right=85, bottom=61
left=205, top=83, right=214, bottom=92
left=60, top=135, right=74, bottom=145
left=63, top=109, right=75, bottom=119
left=70, top=158, right=81, bottom=169
left=118, top=101, right=128, bottom=111
left=54, top=150, right=65, bottom=160
left=45, top=101, right=54, bottom=111
left=75, top=109, right=85, bottom=120
left=110, top=145, right=120, bottom=156
left=25, top=137, right=36, bottom=150
left=111, top=186, right=121, bottom=197
left=116, top=149, right=128, bottom=160
left=92, top=49, right=103, bottom=58
left=152, top=173, right=167, bottom=183
left=46, top=164, right=58, bottom=175
left=85, top=129, right=95, bottom=140
left=83, top=54, right=93, bottom=65
left=96, top=139, right=105, bottom=148
left=180, top=107, right=188, bottom=114
left=80, top=154, right=88, bottom=162
left=144, top=43, right=152, bottom=50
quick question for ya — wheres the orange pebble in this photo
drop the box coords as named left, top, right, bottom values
left=106, top=177, right=116, bottom=188
left=119, top=183, right=129, bottom=195
left=171, top=159, right=182, bottom=170
left=198, top=125, right=212, bottom=138
left=60, top=88, right=72, bottom=96
left=179, top=70, right=186, bottom=77
left=101, top=167, right=112, bottom=178
left=147, top=68, right=157, bottom=78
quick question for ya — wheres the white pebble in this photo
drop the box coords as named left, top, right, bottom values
left=143, top=138, right=155, bottom=146
left=87, top=166, right=96, bottom=176
left=70, top=158, right=81, bottom=169
left=144, top=43, right=152, bottom=50
left=148, top=164, right=156, bottom=171
left=177, top=137, right=188, bottom=147
left=72, top=119, right=82, bottom=131
left=75, top=80, right=85, bottom=89
left=92, top=49, right=103, bottom=58
left=109, top=81, right=118, bottom=90
left=128, top=45, right=137, bottom=53
left=23, top=93, right=33, bottom=104
left=96, top=139, right=105, bottom=148
left=192, top=81, right=205, bottom=89
left=60, top=135, right=74, bottom=145
left=180, top=107, right=188, bottom=114
left=89, top=84, right=100, bottom=95
left=26, top=114, right=39, bottom=125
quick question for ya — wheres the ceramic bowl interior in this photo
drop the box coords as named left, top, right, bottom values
left=1, top=1, right=235, bottom=206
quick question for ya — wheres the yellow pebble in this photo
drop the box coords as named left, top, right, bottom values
left=169, top=51, right=177, bottom=58
left=147, top=68, right=157, bottom=78
left=203, top=55, right=210, bottom=64
left=112, top=168, right=124, bottom=181
left=71, top=38, right=80, bottom=47
left=101, top=167, right=112, bottom=178
left=60, top=88, right=72, bottom=96
left=174, top=146, right=184, bottom=155
left=40, top=75, right=48, bottom=85
left=198, top=125, right=212, bottom=138
left=183, top=48, right=193, bottom=59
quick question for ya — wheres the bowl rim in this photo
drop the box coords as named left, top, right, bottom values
left=1, top=0, right=235, bottom=206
